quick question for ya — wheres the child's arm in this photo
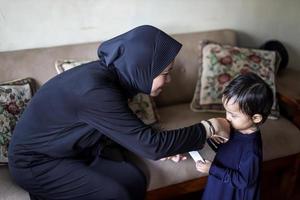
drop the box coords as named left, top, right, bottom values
left=196, top=152, right=260, bottom=189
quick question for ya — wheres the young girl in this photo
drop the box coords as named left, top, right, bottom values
left=196, top=72, right=274, bottom=200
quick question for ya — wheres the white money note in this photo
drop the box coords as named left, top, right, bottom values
left=189, top=151, right=205, bottom=163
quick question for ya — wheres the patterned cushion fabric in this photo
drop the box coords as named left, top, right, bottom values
left=55, top=60, right=91, bottom=74
left=55, top=60, right=159, bottom=125
left=128, top=93, right=159, bottom=125
left=0, top=78, right=36, bottom=163
left=191, top=43, right=279, bottom=119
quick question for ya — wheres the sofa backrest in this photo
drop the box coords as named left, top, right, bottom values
left=0, top=29, right=236, bottom=105
left=154, top=29, right=237, bottom=107
left=0, top=43, right=100, bottom=87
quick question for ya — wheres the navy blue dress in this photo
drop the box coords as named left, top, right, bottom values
left=202, top=129, right=262, bottom=200
left=8, top=25, right=207, bottom=200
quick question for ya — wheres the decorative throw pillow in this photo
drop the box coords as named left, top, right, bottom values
left=191, top=43, right=279, bottom=119
left=128, top=93, right=159, bottom=125
left=0, top=78, right=36, bottom=163
left=55, top=60, right=159, bottom=124
left=55, top=59, right=91, bottom=74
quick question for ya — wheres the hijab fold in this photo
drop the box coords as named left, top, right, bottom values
left=98, top=25, right=182, bottom=96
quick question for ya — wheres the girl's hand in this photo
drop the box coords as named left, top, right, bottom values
left=196, top=160, right=212, bottom=174
left=160, top=154, right=187, bottom=163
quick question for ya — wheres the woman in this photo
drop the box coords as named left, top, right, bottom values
left=8, top=25, right=229, bottom=200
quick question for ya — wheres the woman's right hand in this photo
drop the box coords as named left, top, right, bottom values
left=207, top=118, right=230, bottom=143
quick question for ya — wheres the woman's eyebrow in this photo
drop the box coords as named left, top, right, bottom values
left=162, top=68, right=172, bottom=74
left=165, top=67, right=173, bottom=73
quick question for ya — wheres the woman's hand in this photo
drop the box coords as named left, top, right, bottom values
left=207, top=118, right=230, bottom=143
left=160, top=154, right=187, bottom=163
left=196, top=160, right=212, bottom=174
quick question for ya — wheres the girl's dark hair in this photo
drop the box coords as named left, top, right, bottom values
left=223, top=72, right=274, bottom=124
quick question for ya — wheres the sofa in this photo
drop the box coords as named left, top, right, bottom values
left=0, top=29, right=300, bottom=200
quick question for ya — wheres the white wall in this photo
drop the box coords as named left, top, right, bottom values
left=0, top=0, right=299, bottom=69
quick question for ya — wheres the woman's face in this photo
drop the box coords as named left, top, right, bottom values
left=150, top=62, right=173, bottom=97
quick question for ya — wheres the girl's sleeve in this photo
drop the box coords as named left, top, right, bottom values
left=77, top=88, right=207, bottom=160
left=209, top=151, right=260, bottom=189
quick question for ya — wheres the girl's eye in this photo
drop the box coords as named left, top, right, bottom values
left=227, top=112, right=237, bottom=118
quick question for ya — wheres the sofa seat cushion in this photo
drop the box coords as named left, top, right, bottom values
left=260, top=118, right=300, bottom=160
left=141, top=103, right=300, bottom=191
left=140, top=143, right=214, bottom=191
left=0, top=166, right=30, bottom=200
left=139, top=104, right=223, bottom=191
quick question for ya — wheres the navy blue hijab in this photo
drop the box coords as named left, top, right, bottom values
left=97, top=25, right=182, bottom=96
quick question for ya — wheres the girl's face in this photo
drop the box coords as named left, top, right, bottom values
left=222, top=96, right=257, bottom=133
left=150, top=62, right=173, bottom=97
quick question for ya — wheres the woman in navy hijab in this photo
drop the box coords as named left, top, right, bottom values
left=8, top=25, right=229, bottom=200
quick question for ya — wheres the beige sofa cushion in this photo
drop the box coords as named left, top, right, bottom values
left=0, top=166, right=30, bottom=200
left=144, top=104, right=220, bottom=190
left=142, top=103, right=300, bottom=190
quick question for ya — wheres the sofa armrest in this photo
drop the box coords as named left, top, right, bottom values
left=277, top=92, right=300, bottom=129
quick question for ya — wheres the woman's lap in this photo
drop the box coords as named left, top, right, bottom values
left=10, top=157, right=147, bottom=200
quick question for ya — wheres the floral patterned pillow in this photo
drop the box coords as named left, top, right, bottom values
left=55, top=60, right=159, bottom=125
left=0, top=78, right=36, bottom=163
left=55, top=59, right=92, bottom=74
left=128, top=93, right=159, bottom=125
left=191, top=43, right=279, bottom=119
